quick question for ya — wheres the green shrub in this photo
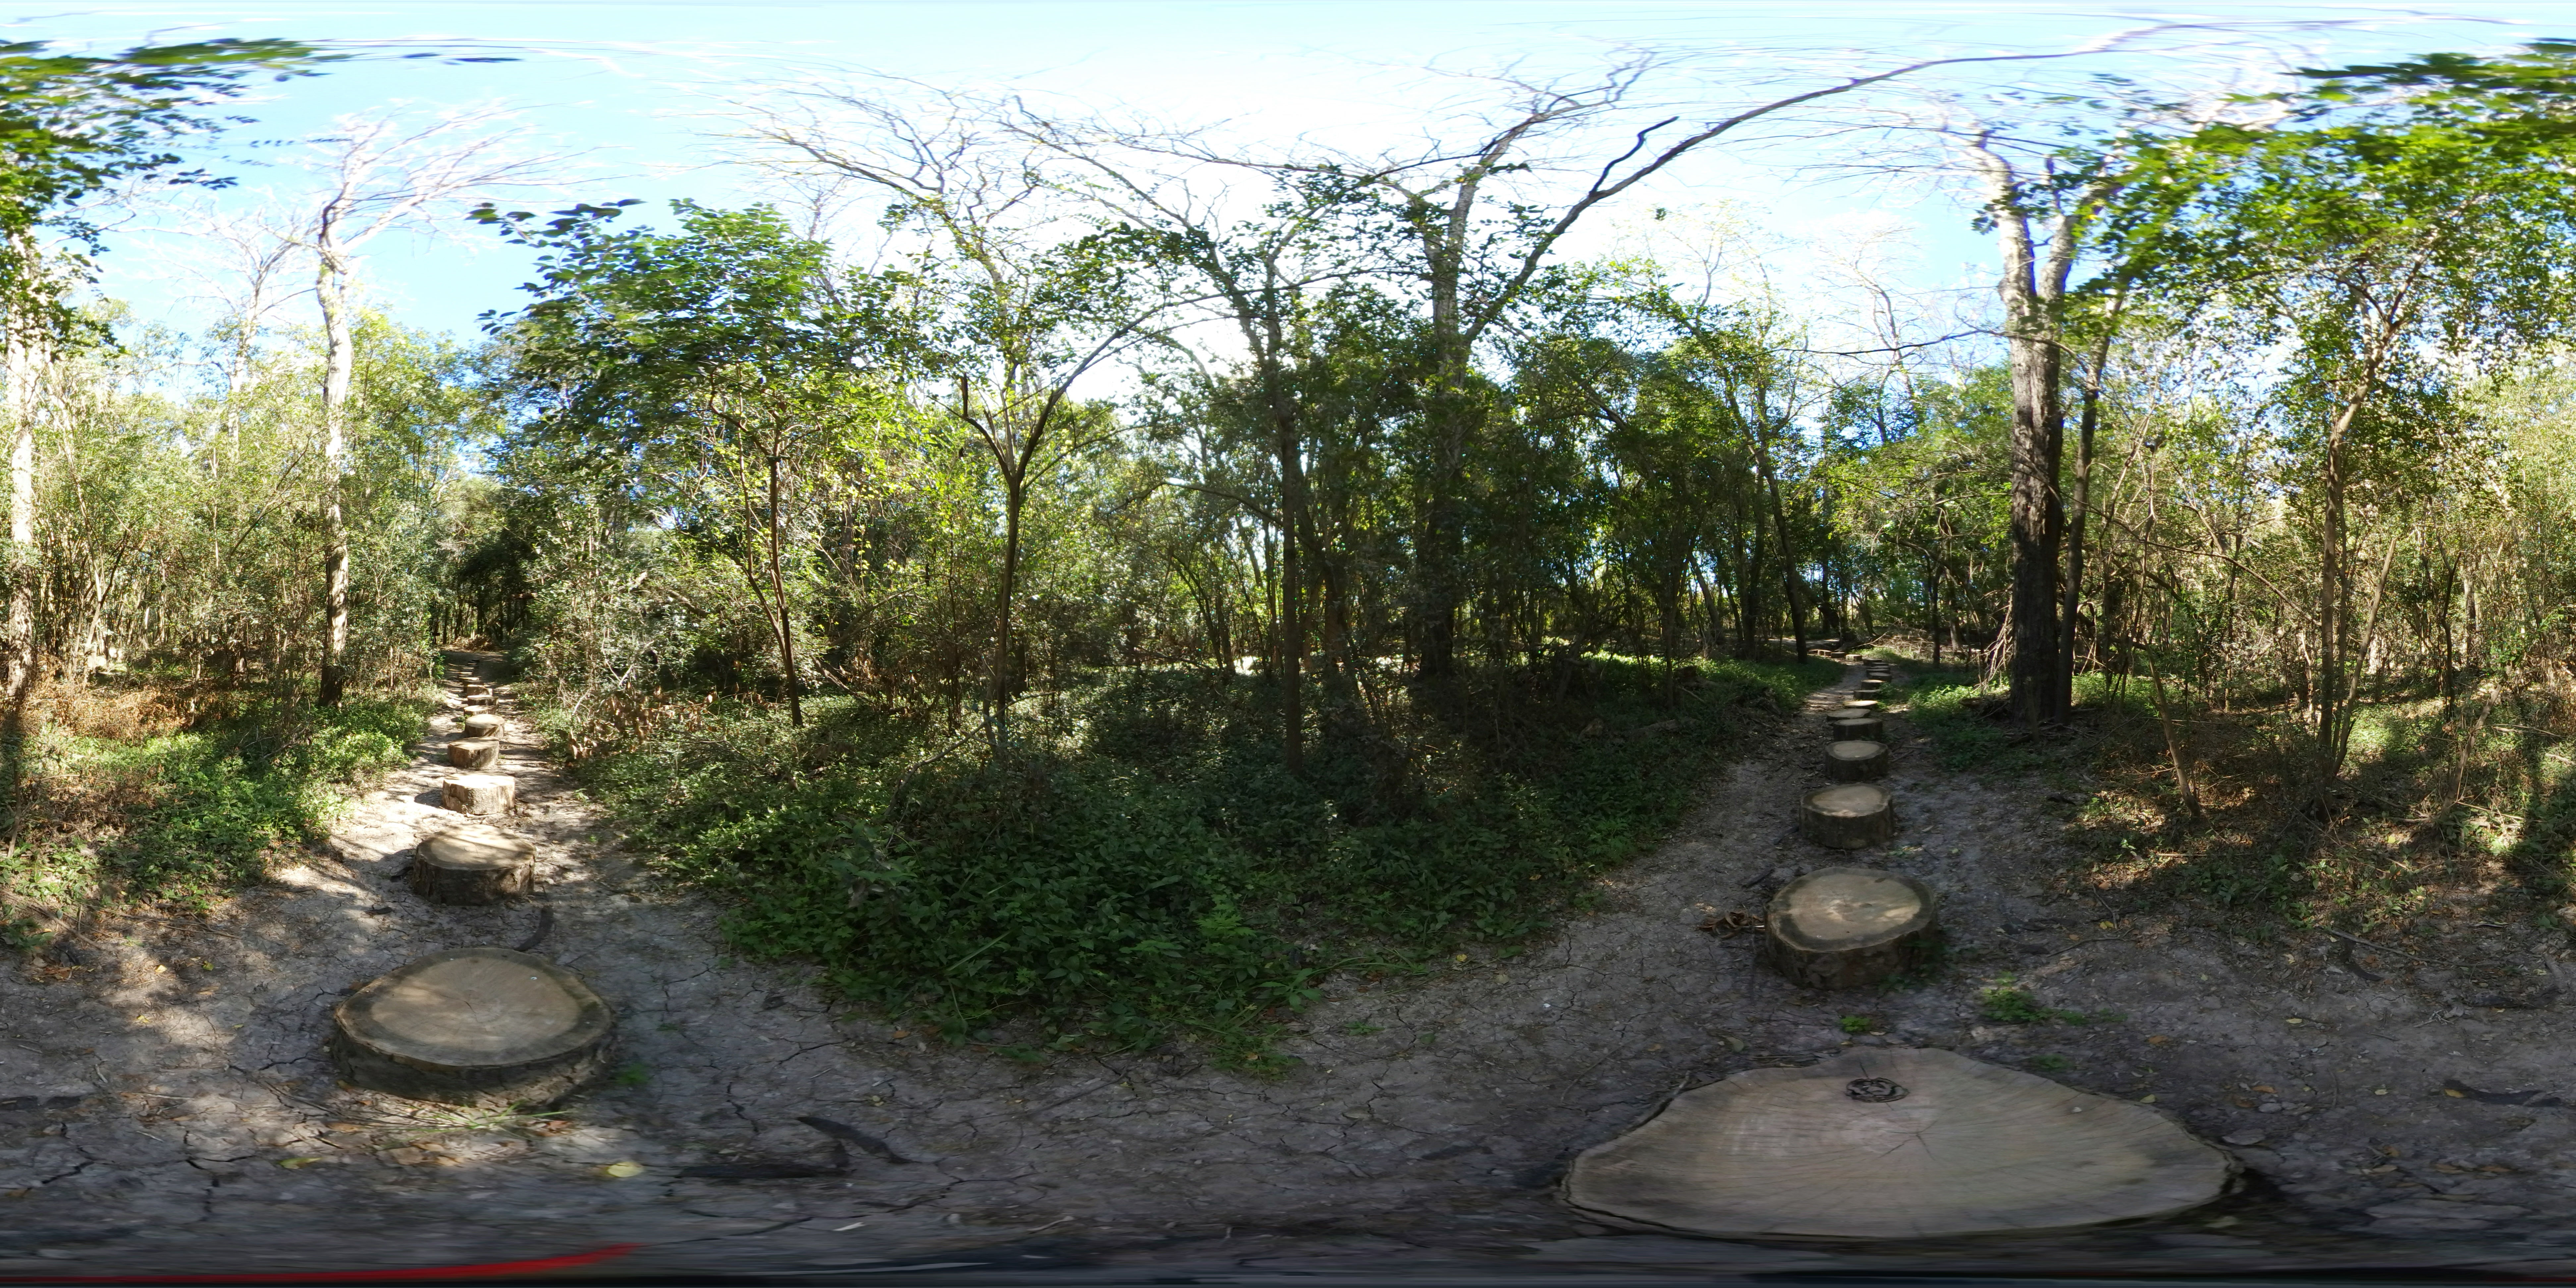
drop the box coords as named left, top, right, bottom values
left=8, top=695, right=429, bottom=916
left=574, top=654, right=1839, bottom=1055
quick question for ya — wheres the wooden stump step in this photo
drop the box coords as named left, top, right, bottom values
left=460, top=714, right=504, bottom=737
left=1562, top=1047, right=2232, bottom=1239
left=1830, top=715, right=1885, bottom=741
left=1825, top=739, right=1889, bottom=782
left=1760, top=865, right=1935, bottom=988
left=1802, top=782, right=1894, bottom=849
left=412, top=824, right=535, bottom=904
left=330, top=946, right=613, bottom=1107
left=448, top=739, right=500, bottom=771
left=442, top=773, right=516, bottom=816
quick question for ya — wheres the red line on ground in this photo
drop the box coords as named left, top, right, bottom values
left=0, top=1242, right=640, bottom=1283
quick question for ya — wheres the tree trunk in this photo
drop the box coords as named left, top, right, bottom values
left=316, top=243, right=354, bottom=708
left=411, top=825, right=535, bottom=905
left=3, top=319, right=34, bottom=708
left=331, top=946, right=613, bottom=1108
left=441, top=773, right=516, bottom=816
left=768, top=452, right=802, bottom=729
left=1760, top=866, right=1934, bottom=987
left=989, top=471, right=1026, bottom=749
left=1800, top=783, right=1895, bottom=849
left=2059, top=313, right=2116, bottom=710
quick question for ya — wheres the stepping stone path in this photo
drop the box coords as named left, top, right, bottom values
left=328, top=657, right=614, bottom=1107
left=1583, top=650, right=2234, bottom=1237
left=329, top=945, right=614, bottom=1107
left=411, top=824, right=536, bottom=905
left=1562, top=1048, right=2232, bottom=1239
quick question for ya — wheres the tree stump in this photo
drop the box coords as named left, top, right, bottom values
left=442, top=773, right=516, bottom=816
left=1801, top=782, right=1893, bottom=848
left=1760, top=865, right=1934, bottom=987
left=1835, top=699, right=1881, bottom=717
left=330, top=946, right=614, bottom=1108
left=461, top=714, right=504, bottom=737
left=1855, top=679, right=1886, bottom=698
left=411, top=825, right=534, bottom=904
left=1826, top=739, right=1889, bottom=782
left=1829, top=715, right=1885, bottom=741
left=1562, top=1047, right=2231, bottom=1239
left=448, top=739, right=500, bottom=771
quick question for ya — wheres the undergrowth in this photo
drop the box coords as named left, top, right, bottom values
left=565, top=654, right=1839, bottom=1061
left=0, top=686, right=429, bottom=940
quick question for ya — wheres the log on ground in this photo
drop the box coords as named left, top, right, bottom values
left=1760, top=865, right=1934, bottom=988
left=412, top=825, right=535, bottom=904
left=1854, top=679, right=1886, bottom=697
left=448, top=739, right=500, bottom=771
left=442, top=773, right=516, bottom=816
left=330, top=946, right=614, bottom=1107
left=1825, top=739, right=1889, bottom=782
left=1829, top=715, right=1885, bottom=742
left=1801, top=782, right=1893, bottom=849
left=461, top=714, right=504, bottom=737
left=1561, top=1047, right=2231, bottom=1239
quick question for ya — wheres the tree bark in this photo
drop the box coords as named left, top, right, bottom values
left=1971, top=142, right=2088, bottom=729
left=3, top=315, right=35, bottom=708
left=316, top=240, right=354, bottom=708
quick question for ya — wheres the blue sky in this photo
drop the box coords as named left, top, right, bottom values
left=17, top=1, right=2576, bottom=348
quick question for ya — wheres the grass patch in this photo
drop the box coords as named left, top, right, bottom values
left=566, top=654, right=1838, bottom=1059
left=0, top=691, right=428, bottom=929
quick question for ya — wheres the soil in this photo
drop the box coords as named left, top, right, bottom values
left=1, top=654, right=2574, bottom=1279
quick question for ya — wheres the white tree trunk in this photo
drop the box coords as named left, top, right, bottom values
left=317, top=240, right=353, bottom=706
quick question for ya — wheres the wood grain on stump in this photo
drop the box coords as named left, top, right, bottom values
left=1801, top=782, right=1893, bottom=848
left=330, top=946, right=613, bottom=1107
left=1825, top=739, right=1889, bottom=782
left=1760, top=865, right=1934, bottom=988
left=447, top=739, right=500, bottom=771
left=1835, top=699, right=1881, bottom=717
left=1562, top=1047, right=2231, bottom=1239
left=1829, top=715, right=1885, bottom=742
left=411, top=825, right=534, bottom=904
left=441, top=773, right=516, bottom=816
left=460, top=714, right=504, bottom=737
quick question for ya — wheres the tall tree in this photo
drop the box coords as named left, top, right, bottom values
left=283, top=108, right=553, bottom=705
left=0, top=38, right=324, bottom=701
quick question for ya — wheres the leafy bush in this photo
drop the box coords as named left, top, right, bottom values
left=5, top=695, right=429, bottom=918
left=576, top=654, right=1838, bottom=1055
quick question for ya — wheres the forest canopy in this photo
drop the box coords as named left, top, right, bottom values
left=8, top=32, right=2576, bottom=1051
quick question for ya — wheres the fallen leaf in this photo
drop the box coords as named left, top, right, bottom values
left=2147, top=1035, right=2171, bottom=1046
left=2444, top=1087, right=2466, bottom=1098
left=2138, top=1095, right=2158, bottom=1103
left=2252, top=1085, right=2277, bottom=1093
left=601, top=1160, right=645, bottom=1178
left=276, top=1157, right=323, bottom=1170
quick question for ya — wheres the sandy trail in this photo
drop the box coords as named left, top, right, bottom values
left=0, top=656, right=2568, bottom=1277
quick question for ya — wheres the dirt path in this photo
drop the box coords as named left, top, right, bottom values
left=1, top=656, right=2572, bottom=1277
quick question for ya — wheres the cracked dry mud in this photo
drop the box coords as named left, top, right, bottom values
left=5, top=658, right=2576, bottom=1278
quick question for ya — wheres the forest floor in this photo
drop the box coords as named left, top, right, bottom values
left=3, top=655, right=2576, bottom=1278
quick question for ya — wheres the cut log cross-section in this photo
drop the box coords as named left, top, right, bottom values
left=1761, top=865, right=1936, bottom=988
left=448, top=739, right=500, bottom=771
left=1562, top=1047, right=2232, bottom=1239
left=331, top=946, right=614, bottom=1107
left=1802, top=782, right=1894, bottom=849
left=442, top=773, right=516, bottom=816
left=1854, top=679, right=1886, bottom=698
left=1830, top=715, right=1886, bottom=742
left=1826, top=739, right=1889, bottom=782
left=460, top=714, right=504, bottom=738
left=1835, top=699, right=1881, bottom=718
left=412, top=825, right=535, bottom=905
